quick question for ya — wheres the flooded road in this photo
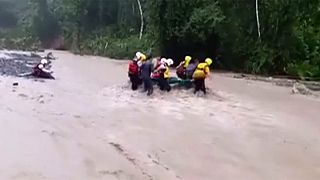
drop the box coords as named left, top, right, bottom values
left=0, top=51, right=319, bottom=180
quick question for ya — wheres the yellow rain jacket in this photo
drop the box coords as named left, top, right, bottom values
left=193, top=63, right=210, bottom=79
left=164, top=66, right=170, bottom=79
left=140, top=54, right=147, bottom=61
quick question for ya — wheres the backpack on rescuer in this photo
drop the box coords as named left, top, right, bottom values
left=128, top=62, right=139, bottom=75
left=193, top=63, right=208, bottom=79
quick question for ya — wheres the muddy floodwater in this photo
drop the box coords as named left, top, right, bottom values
left=0, top=51, right=319, bottom=180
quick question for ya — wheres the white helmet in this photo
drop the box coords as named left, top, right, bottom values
left=40, top=59, right=48, bottom=64
left=166, top=58, right=174, bottom=66
left=136, top=52, right=142, bottom=59
left=38, top=64, right=44, bottom=69
left=160, top=58, right=167, bottom=64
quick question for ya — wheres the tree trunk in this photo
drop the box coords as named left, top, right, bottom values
left=136, top=0, right=144, bottom=40
left=255, top=0, right=261, bottom=40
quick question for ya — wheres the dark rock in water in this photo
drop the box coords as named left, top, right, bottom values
left=13, top=82, right=19, bottom=86
left=31, top=52, right=42, bottom=57
left=0, top=51, right=42, bottom=78
left=0, top=58, right=36, bottom=76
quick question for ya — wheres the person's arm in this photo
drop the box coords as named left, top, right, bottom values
left=42, top=68, right=52, bottom=73
left=38, top=64, right=52, bottom=73
left=176, top=61, right=184, bottom=69
left=155, top=64, right=165, bottom=72
left=205, top=66, right=210, bottom=78
left=137, top=60, right=143, bottom=67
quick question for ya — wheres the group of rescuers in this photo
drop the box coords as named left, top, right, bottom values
left=128, top=52, right=213, bottom=96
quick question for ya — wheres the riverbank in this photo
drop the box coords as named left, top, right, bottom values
left=230, top=73, right=320, bottom=97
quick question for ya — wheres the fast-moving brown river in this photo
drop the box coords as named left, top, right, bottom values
left=0, top=51, right=319, bottom=180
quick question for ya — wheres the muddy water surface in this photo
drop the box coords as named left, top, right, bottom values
left=0, top=51, right=319, bottom=180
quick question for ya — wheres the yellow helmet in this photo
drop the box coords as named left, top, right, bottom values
left=185, top=56, right=192, bottom=62
left=140, top=54, right=147, bottom=61
left=205, top=58, right=213, bottom=66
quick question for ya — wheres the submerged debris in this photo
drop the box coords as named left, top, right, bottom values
left=0, top=50, right=42, bottom=77
left=232, top=73, right=320, bottom=96
left=292, top=83, right=312, bottom=96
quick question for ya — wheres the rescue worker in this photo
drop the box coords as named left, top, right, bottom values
left=140, top=57, right=154, bottom=96
left=155, top=58, right=173, bottom=92
left=192, top=58, right=213, bottom=94
left=128, top=57, right=141, bottom=90
left=32, top=59, right=54, bottom=79
left=185, top=58, right=199, bottom=79
left=176, top=56, right=192, bottom=79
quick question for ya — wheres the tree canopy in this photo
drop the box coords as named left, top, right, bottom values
left=1, top=0, right=319, bottom=79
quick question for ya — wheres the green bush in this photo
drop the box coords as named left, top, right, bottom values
left=0, top=28, right=40, bottom=50
left=79, top=34, right=156, bottom=59
left=246, top=44, right=275, bottom=74
left=286, top=62, right=320, bottom=80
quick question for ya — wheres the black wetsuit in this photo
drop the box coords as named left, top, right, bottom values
left=32, top=64, right=54, bottom=79
left=140, top=61, right=154, bottom=95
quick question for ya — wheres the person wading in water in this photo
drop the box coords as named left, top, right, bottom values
left=192, top=58, right=212, bottom=94
left=128, top=57, right=141, bottom=90
left=140, top=56, right=154, bottom=96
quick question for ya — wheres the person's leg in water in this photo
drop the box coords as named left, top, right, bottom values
left=130, top=75, right=139, bottom=91
left=164, top=78, right=171, bottom=92
left=151, top=78, right=159, bottom=87
left=146, top=78, right=153, bottom=96
left=194, top=79, right=201, bottom=94
left=39, top=70, right=55, bottom=79
left=142, top=78, right=148, bottom=92
left=129, top=74, right=134, bottom=90
left=200, top=78, right=206, bottom=94
left=158, top=75, right=166, bottom=91
left=138, top=77, right=143, bottom=86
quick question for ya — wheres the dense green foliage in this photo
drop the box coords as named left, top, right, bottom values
left=1, top=0, right=319, bottom=79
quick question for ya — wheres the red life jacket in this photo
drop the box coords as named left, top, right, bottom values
left=128, top=62, right=139, bottom=75
left=151, top=72, right=161, bottom=79
left=151, top=62, right=164, bottom=79
left=176, top=65, right=185, bottom=75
